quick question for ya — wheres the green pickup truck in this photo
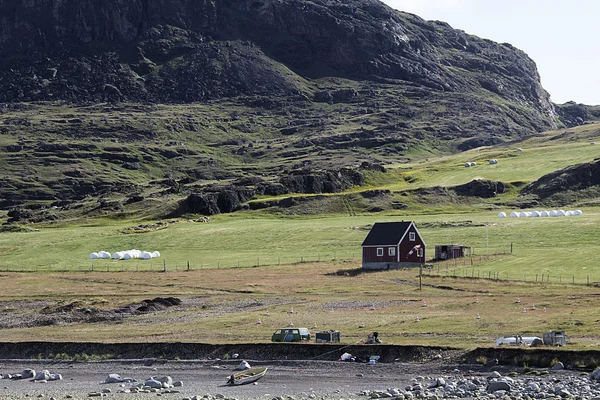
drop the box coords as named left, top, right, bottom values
left=271, top=327, right=311, bottom=342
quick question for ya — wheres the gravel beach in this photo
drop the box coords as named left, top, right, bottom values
left=1, top=358, right=600, bottom=400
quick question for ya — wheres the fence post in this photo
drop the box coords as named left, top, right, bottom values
left=278, top=258, right=280, bottom=266
left=163, top=259, right=167, bottom=272
left=188, top=261, right=190, bottom=271
left=258, top=258, right=260, bottom=267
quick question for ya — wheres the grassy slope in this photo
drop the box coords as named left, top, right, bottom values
left=2, top=122, right=600, bottom=347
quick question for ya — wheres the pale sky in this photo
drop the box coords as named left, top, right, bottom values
left=381, top=0, right=600, bottom=105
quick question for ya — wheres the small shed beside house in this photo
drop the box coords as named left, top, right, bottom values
left=361, top=221, right=426, bottom=270
left=434, top=244, right=471, bottom=260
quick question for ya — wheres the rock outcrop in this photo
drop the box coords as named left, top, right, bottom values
left=522, top=159, right=600, bottom=204
left=0, top=0, right=555, bottom=123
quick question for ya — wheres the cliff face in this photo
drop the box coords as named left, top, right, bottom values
left=0, top=0, right=554, bottom=122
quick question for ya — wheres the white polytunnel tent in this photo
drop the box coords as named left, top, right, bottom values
left=498, top=212, right=507, bottom=218
left=510, top=212, right=519, bottom=218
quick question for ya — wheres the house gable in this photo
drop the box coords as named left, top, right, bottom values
left=361, top=221, right=412, bottom=247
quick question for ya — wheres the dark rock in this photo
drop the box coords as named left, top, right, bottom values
left=555, top=101, right=592, bottom=127
left=122, top=162, right=141, bottom=170
left=360, top=161, right=386, bottom=173
left=360, top=189, right=391, bottom=198
left=125, top=195, right=144, bottom=204
left=454, top=179, right=506, bottom=198
left=486, top=380, right=511, bottom=393
left=262, top=183, right=289, bottom=196
left=523, top=159, right=600, bottom=201
left=184, top=193, right=220, bottom=216
left=280, top=168, right=364, bottom=194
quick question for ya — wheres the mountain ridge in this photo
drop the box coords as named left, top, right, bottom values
left=1, top=0, right=593, bottom=222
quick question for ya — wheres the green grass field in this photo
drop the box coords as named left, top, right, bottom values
left=2, top=123, right=600, bottom=348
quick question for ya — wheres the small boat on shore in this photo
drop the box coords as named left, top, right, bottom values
left=226, top=367, right=268, bottom=385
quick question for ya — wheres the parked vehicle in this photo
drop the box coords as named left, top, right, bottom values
left=271, top=327, right=311, bottom=342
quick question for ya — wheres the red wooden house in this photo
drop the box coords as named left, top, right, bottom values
left=361, top=221, right=426, bottom=269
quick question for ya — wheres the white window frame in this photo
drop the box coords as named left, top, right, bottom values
left=388, top=247, right=396, bottom=256
left=377, top=248, right=384, bottom=257
left=416, top=248, right=423, bottom=257
left=409, top=232, right=416, bottom=241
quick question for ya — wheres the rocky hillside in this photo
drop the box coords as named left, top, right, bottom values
left=0, top=0, right=555, bottom=123
left=0, top=0, right=581, bottom=221
left=523, top=159, right=600, bottom=206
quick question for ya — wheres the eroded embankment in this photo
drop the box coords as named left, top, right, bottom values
left=0, top=343, right=598, bottom=368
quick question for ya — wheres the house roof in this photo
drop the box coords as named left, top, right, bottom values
left=361, top=221, right=413, bottom=246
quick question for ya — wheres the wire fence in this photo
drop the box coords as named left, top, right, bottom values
left=424, top=254, right=600, bottom=286
left=0, top=252, right=363, bottom=273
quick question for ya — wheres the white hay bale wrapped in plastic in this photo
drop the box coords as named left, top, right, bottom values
left=540, top=211, right=550, bottom=217
left=141, top=251, right=152, bottom=260
left=489, top=159, right=498, bottom=164
left=471, top=162, right=477, bottom=166
left=151, top=251, right=161, bottom=258
left=498, top=212, right=507, bottom=218
left=574, top=210, right=583, bottom=216
left=556, top=210, right=566, bottom=217
left=132, top=249, right=142, bottom=259
left=531, top=211, right=541, bottom=217
left=549, top=210, right=557, bottom=217
left=465, top=162, right=472, bottom=167
left=99, top=251, right=111, bottom=259
left=510, top=211, right=519, bottom=218
left=112, top=251, right=125, bottom=260
left=565, top=210, right=573, bottom=217
left=90, top=252, right=99, bottom=260
left=123, top=252, right=133, bottom=260
left=519, top=212, right=528, bottom=218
